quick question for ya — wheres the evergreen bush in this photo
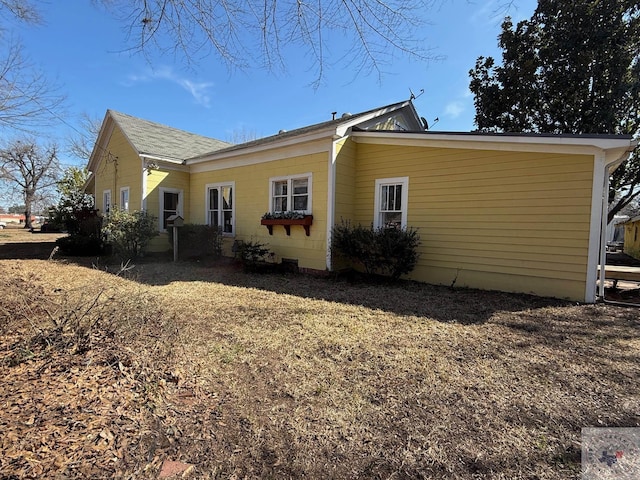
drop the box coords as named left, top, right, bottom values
left=102, top=209, right=158, bottom=259
left=331, top=220, right=420, bottom=279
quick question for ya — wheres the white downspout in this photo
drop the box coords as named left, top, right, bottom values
left=141, top=157, right=148, bottom=210
left=598, top=167, right=610, bottom=300
left=326, top=138, right=339, bottom=271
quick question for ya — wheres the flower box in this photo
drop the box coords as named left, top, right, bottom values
left=260, top=215, right=313, bottom=236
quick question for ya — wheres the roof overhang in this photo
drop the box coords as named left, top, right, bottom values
left=87, top=111, right=115, bottom=173
left=187, top=126, right=339, bottom=165
left=186, top=100, right=416, bottom=165
left=352, top=130, right=637, bottom=166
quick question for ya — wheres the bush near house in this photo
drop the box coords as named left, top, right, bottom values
left=54, top=209, right=103, bottom=256
left=234, top=239, right=277, bottom=272
left=102, top=209, right=158, bottom=260
left=332, top=220, right=420, bottom=279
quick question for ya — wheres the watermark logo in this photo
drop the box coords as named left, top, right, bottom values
left=582, top=427, right=640, bottom=479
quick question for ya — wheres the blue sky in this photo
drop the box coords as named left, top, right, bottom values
left=16, top=0, right=536, bottom=168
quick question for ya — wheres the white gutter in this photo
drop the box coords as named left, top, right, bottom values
left=139, top=153, right=184, bottom=164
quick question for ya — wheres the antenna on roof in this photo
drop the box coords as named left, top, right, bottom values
left=409, top=88, right=425, bottom=100
left=422, top=116, right=439, bottom=131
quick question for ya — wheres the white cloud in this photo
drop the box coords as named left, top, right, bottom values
left=124, top=66, right=213, bottom=108
left=444, top=101, right=464, bottom=119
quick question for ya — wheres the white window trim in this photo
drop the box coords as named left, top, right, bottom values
left=268, top=173, right=313, bottom=214
left=159, top=187, right=183, bottom=232
left=119, top=186, right=130, bottom=212
left=102, top=189, right=112, bottom=216
left=205, top=181, right=235, bottom=236
left=374, top=177, right=409, bottom=229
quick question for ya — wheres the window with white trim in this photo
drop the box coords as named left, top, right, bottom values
left=119, top=187, right=130, bottom=212
left=269, top=174, right=312, bottom=214
left=102, top=190, right=111, bottom=216
left=374, top=177, right=409, bottom=229
left=159, top=188, right=183, bottom=231
left=206, top=182, right=234, bottom=235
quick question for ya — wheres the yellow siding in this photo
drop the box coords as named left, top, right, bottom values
left=351, top=143, right=595, bottom=301
left=190, top=150, right=329, bottom=271
left=94, top=127, right=141, bottom=214
left=146, top=169, right=190, bottom=251
left=624, top=220, right=640, bottom=260
left=334, top=138, right=357, bottom=222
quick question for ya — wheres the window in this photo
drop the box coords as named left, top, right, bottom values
left=119, top=187, right=130, bottom=212
left=206, top=182, right=235, bottom=235
left=102, top=190, right=111, bottom=215
left=159, top=188, right=183, bottom=231
left=269, top=174, right=312, bottom=214
left=374, top=177, right=409, bottom=229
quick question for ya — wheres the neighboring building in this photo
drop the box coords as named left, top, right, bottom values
left=606, top=215, right=629, bottom=251
left=0, top=214, right=38, bottom=224
left=85, top=100, right=637, bottom=302
left=624, top=216, right=640, bottom=260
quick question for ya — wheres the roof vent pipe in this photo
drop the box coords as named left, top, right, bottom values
left=332, top=112, right=337, bottom=120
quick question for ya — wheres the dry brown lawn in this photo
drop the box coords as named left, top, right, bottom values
left=0, top=228, right=638, bottom=479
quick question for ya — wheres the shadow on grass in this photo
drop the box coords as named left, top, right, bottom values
left=0, top=240, right=60, bottom=260
left=104, top=258, right=572, bottom=325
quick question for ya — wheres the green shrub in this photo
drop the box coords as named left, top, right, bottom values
left=331, top=220, right=420, bottom=279
left=55, top=210, right=103, bottom=256
left=234, top=239, right=273, bottom=272
left=102, top=209, right=158, bottom=259
left=167, top=224, right=223, bottom=259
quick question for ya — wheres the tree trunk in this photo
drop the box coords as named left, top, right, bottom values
left=23, top=192, right=33, bottom=229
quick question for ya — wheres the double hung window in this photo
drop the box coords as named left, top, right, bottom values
left=374, top=177, right=408, bottom=229
left=102, top=190, right=111, bottom=216
left=119, top=187, right=130, bottom=212
left=270, top=174, right=312, bottom=214
left=207, top=183, right=234, bottom=234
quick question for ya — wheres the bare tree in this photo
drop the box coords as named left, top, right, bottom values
left=0, top=139, right=60, bottom=229
left=225, top=126, right=262, bottom=144
left=0, top=39, right=66, bottom=132
left=99, top=0, right=435, bottom=85
left=67, top=112, right=102, bottom=162
left=0, top=1, right=66, bottom=132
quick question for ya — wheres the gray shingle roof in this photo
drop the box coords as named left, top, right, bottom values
left=109, top=110, right=230, bottom=162
left=188, top=100, right=414, bottom=160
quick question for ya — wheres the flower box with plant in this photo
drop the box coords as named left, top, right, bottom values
left=260, top=212, right=313, bottom=236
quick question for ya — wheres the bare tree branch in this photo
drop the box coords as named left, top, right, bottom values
left=0, top=39, right=66, bottom=132
left=99, top=0, right=436, bottom=84
left=67, top=112, right=102, bottom=162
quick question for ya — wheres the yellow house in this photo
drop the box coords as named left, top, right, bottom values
left=86, top=100, right=636, bottom=302
left=624, top=216, right=640, bottom=260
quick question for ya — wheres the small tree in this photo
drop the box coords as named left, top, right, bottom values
left=49, top=166, right=94, bottom=232
left=102, top=209, right=158, bottom=259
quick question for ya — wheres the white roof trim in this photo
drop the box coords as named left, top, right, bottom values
left=352, top=131, right=637, bottom=165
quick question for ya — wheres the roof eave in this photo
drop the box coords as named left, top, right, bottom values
left=186, top=126, right=339, bottom=164
left=352, top=130, right=637, bottom=162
